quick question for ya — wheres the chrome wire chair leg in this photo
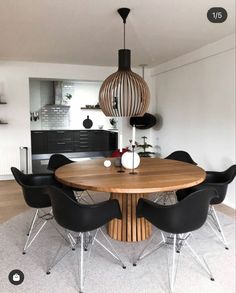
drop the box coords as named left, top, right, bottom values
left=153, top=192, right=162, bottom=203
left=94, top=228, right=126, bottom=269
left=38, top=209, right=70, bottom=245
left=154, top=192, right=176, bottom=205
left=167, top=234, right=181, bottom=292
left=75, top=191, right=90, bottom=204
left=84, top=232, right=93, bottom=251
left=26, top=210, right=39, bottom=236
left=85, top=190, right=95, bottom=203
left=23, top=209, right=48, bottom=254
left=133, top=233, right=165, bottom=266
left=209, top=206, right=229, bottom=249
left=46, top=232, right=77, bottom=275
left=75, top=191, right=94, bottom=204
left=185, top=240, right=215, bottom=281
left=170, top=234, right=177, bottom=292
left=79, top=233, right=84, bottom=293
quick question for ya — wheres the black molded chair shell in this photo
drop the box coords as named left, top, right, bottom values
left=176, top=165, right=236, bottom=205
left=165, top=150, right=197, bottom=165
left=47, top=154, right=74, bottom=171
left=11, top=167, right=61, bottom=209
left=137, top=189, right=218, bottom=234
left=47, top=154, right=84, bottom=192
left=47, top=186, right=122, bottom=232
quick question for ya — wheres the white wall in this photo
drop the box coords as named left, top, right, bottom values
left=150, top=34, right=235, bottom=208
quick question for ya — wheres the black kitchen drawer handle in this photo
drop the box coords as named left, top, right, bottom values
left=56, top=131, right=65, bottom=134
left=33, top=131, right=43, bottom=134
left=57, top=142, right=66, bottom=145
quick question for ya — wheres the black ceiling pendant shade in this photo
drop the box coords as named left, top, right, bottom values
left=130, top=113, right=157, bottom=129
left=99, top=8, right=150, bottom=117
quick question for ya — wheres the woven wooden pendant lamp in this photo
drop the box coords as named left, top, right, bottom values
left=99, top=8, right=150, bottom=117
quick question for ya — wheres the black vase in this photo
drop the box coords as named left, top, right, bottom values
left=83, top=115, right=93, bottom=129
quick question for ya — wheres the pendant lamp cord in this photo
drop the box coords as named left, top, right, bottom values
left=124, top=22, right=126, bottom=49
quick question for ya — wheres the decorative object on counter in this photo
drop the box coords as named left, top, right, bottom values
left=130, top=113, right=157, bottom=129
left=95, top=102, right=100, bottom=109
left=30, top=112, right=40, bottom=121
left=61, top=93, right=72, bottom=106
left=121, top=149, right=140, bottom=171
left=99, top=8, right=150, bottom=117
left=83, top=115, right=93, bottom=129
left=109, top=118, right=118, bottom=129
left=81, top=103, right=101, bottom=109
left=98, top=125, right=104, bottom=130
left=137, top=136, right=155, bottom=157
left=104, top=160, right=111, bottom=168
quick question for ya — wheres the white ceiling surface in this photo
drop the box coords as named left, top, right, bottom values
left=0, top=0, right=235, bottom=67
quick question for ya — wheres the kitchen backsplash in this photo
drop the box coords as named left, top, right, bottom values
left=41, top=105, right=70, bottom=129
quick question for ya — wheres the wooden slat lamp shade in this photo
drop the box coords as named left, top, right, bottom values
left=99, top=48, right=150, bottom=117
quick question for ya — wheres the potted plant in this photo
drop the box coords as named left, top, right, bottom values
left=137, top=136, right=155, bottom=157
left=109, top=118, right=118, bottom=129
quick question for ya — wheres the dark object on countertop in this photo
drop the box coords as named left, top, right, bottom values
left=130, top=113, right=156, bottom=129
left=83, top=115, right=93, bottom=129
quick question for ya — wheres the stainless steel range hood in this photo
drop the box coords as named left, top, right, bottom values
left=54, top=81, right=64, bottom=105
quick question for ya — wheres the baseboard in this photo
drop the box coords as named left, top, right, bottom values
left=223, top=200, right=236, bottom=210
left=0, top=175, right=14, bottom=181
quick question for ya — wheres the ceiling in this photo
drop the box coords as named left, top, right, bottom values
left=0, top=0, right=235, bottom=67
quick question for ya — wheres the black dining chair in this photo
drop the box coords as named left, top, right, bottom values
left=47, top=153, right=94, bottom=203
left=154, top=150, right=198, bottom=204
left=11, top=167, right=69, bottom=254
left=165, top=150, right=198, bottom=165
left=176, top=164, right=236, bottom=249
left=134, top=188, right=218, bottom=292
left=46, top=185, right=126, bottom=293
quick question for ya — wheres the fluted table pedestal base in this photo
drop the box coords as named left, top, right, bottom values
left=108, top=193, right=152, bottom=242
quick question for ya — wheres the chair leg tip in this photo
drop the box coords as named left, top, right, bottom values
left=46, top=271, right=51, bottom=275
left=210, top=278, right=215, bottom=281
left=225, top=247, right=229, bottom=250
left=133, top=263, right=137, bottom=267
left=122, top=265, right=126, bottom=269
left=22, top=251, right=26, bottom=255
left=72, top=248, right=75, bottom=251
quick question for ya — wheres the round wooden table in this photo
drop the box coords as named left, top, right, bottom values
left=55, top=157, right=206, bottom=242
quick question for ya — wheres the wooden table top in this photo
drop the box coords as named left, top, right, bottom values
left=55, top=157, right=206, bottom=193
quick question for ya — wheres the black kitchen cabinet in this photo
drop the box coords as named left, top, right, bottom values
left=89, top=130, right=109, bottom=151
left=31, top=130, right=117, bottom=154
left=48, top=130, right=74, bottom=142
left=31, top=131, right=48, bottom=154
left=48, top=141, right=74, bottom=153
left=74, top=130, right=91, bottom=151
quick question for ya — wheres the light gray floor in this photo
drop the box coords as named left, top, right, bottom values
left=0, top=192, right=235, bottom=293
